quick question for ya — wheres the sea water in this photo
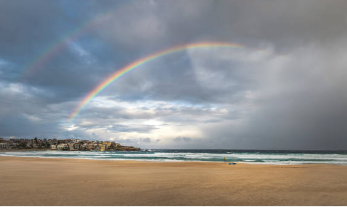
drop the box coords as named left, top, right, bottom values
left=1, top=149, right=347, bottom=165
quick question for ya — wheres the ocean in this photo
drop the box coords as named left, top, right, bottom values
left=1, top=149, right=347, bottom=165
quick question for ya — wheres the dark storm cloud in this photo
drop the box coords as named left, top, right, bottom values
left=94, top=0, right=347, bottom=51
left=238, top=46, right=347, bottom=150
left=196, top=45, right=347, bottom=150
left=1, top=0, right=347, bottom=149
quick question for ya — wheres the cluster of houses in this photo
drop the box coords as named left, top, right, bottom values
left=0, top=138, right=140, bottom=151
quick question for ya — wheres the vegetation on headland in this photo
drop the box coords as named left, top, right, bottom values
left=0, top=137, right=140, bottom=151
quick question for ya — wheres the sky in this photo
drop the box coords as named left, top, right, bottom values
left=1, top=0, right=347, bottom=150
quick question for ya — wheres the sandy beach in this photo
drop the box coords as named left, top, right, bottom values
left=0, top=157, right=347, bottom=206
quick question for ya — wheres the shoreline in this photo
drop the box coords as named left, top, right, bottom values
left=0, top=154, right=346, bottom=166
left=2, top=155, right=346, bottom=168
left=1, top=156, right=347, bottom=205
left=0, top=155, right=335, bottom=166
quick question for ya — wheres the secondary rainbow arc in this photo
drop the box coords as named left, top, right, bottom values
left=20, top=8, right=117, bottom=78
left=69, top=42, right=247, bottom=121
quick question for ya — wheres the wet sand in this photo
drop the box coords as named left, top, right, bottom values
left=0, top=157, right=347, bottom=206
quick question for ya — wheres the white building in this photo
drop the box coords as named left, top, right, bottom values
left=57, top=144, right=69, bottom=150
left=0, top=143, right=9, bottom=150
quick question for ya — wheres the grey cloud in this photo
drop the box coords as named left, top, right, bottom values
left=196, top=44, right=347, bottom=150
left=93, top=0, right=347, bottom=51
left=173, top=137, right=192, bottom=142
left=140, top=138, right=151, bottom=143
left=107, top=125, right=158, bottom=133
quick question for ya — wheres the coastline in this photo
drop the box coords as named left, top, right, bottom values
left=1, top=150, right=347, bottom=166
left=1, top=157, right=347, bottom=205
left=0, top=155, right=344, bottom=166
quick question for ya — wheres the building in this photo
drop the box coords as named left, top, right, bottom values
left=87, top=144, right=95, bottom=151
left=26, top=141, right=33, bottom=148
left=0, top=143, right=9, bottom=150
left=67, top=143, right=74, bottom=151
left=52, top=138, right=58, bottom=145
left=94, top=144, right=101, bottom=151
left=103, top=141, right=112, bottom=147
left=73, top=143, right=80, bottom=150
left=50, top=145, right=57, bottom=150
left=57, top=144, right=69, bottom=150
left=99, top=144, right=107, bottom=152
left=9, top=142, right=18, bottom=149
left=80, top=143, right=88, bottom=151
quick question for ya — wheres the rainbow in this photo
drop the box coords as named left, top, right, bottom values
left=20, top=8, right=119, bottom=78
left=69, top=41, right=247, bottom=120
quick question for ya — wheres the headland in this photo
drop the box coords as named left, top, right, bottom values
left=0, top=138, right=140, bottom=151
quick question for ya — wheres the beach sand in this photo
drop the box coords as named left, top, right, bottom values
left=0, top=157, right=347, bottom=206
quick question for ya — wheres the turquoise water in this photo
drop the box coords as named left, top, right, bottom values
left=1, top=149, right=347, bottom=165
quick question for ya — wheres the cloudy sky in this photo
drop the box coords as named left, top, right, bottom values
left=1, top=0, right=347, bottom=150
